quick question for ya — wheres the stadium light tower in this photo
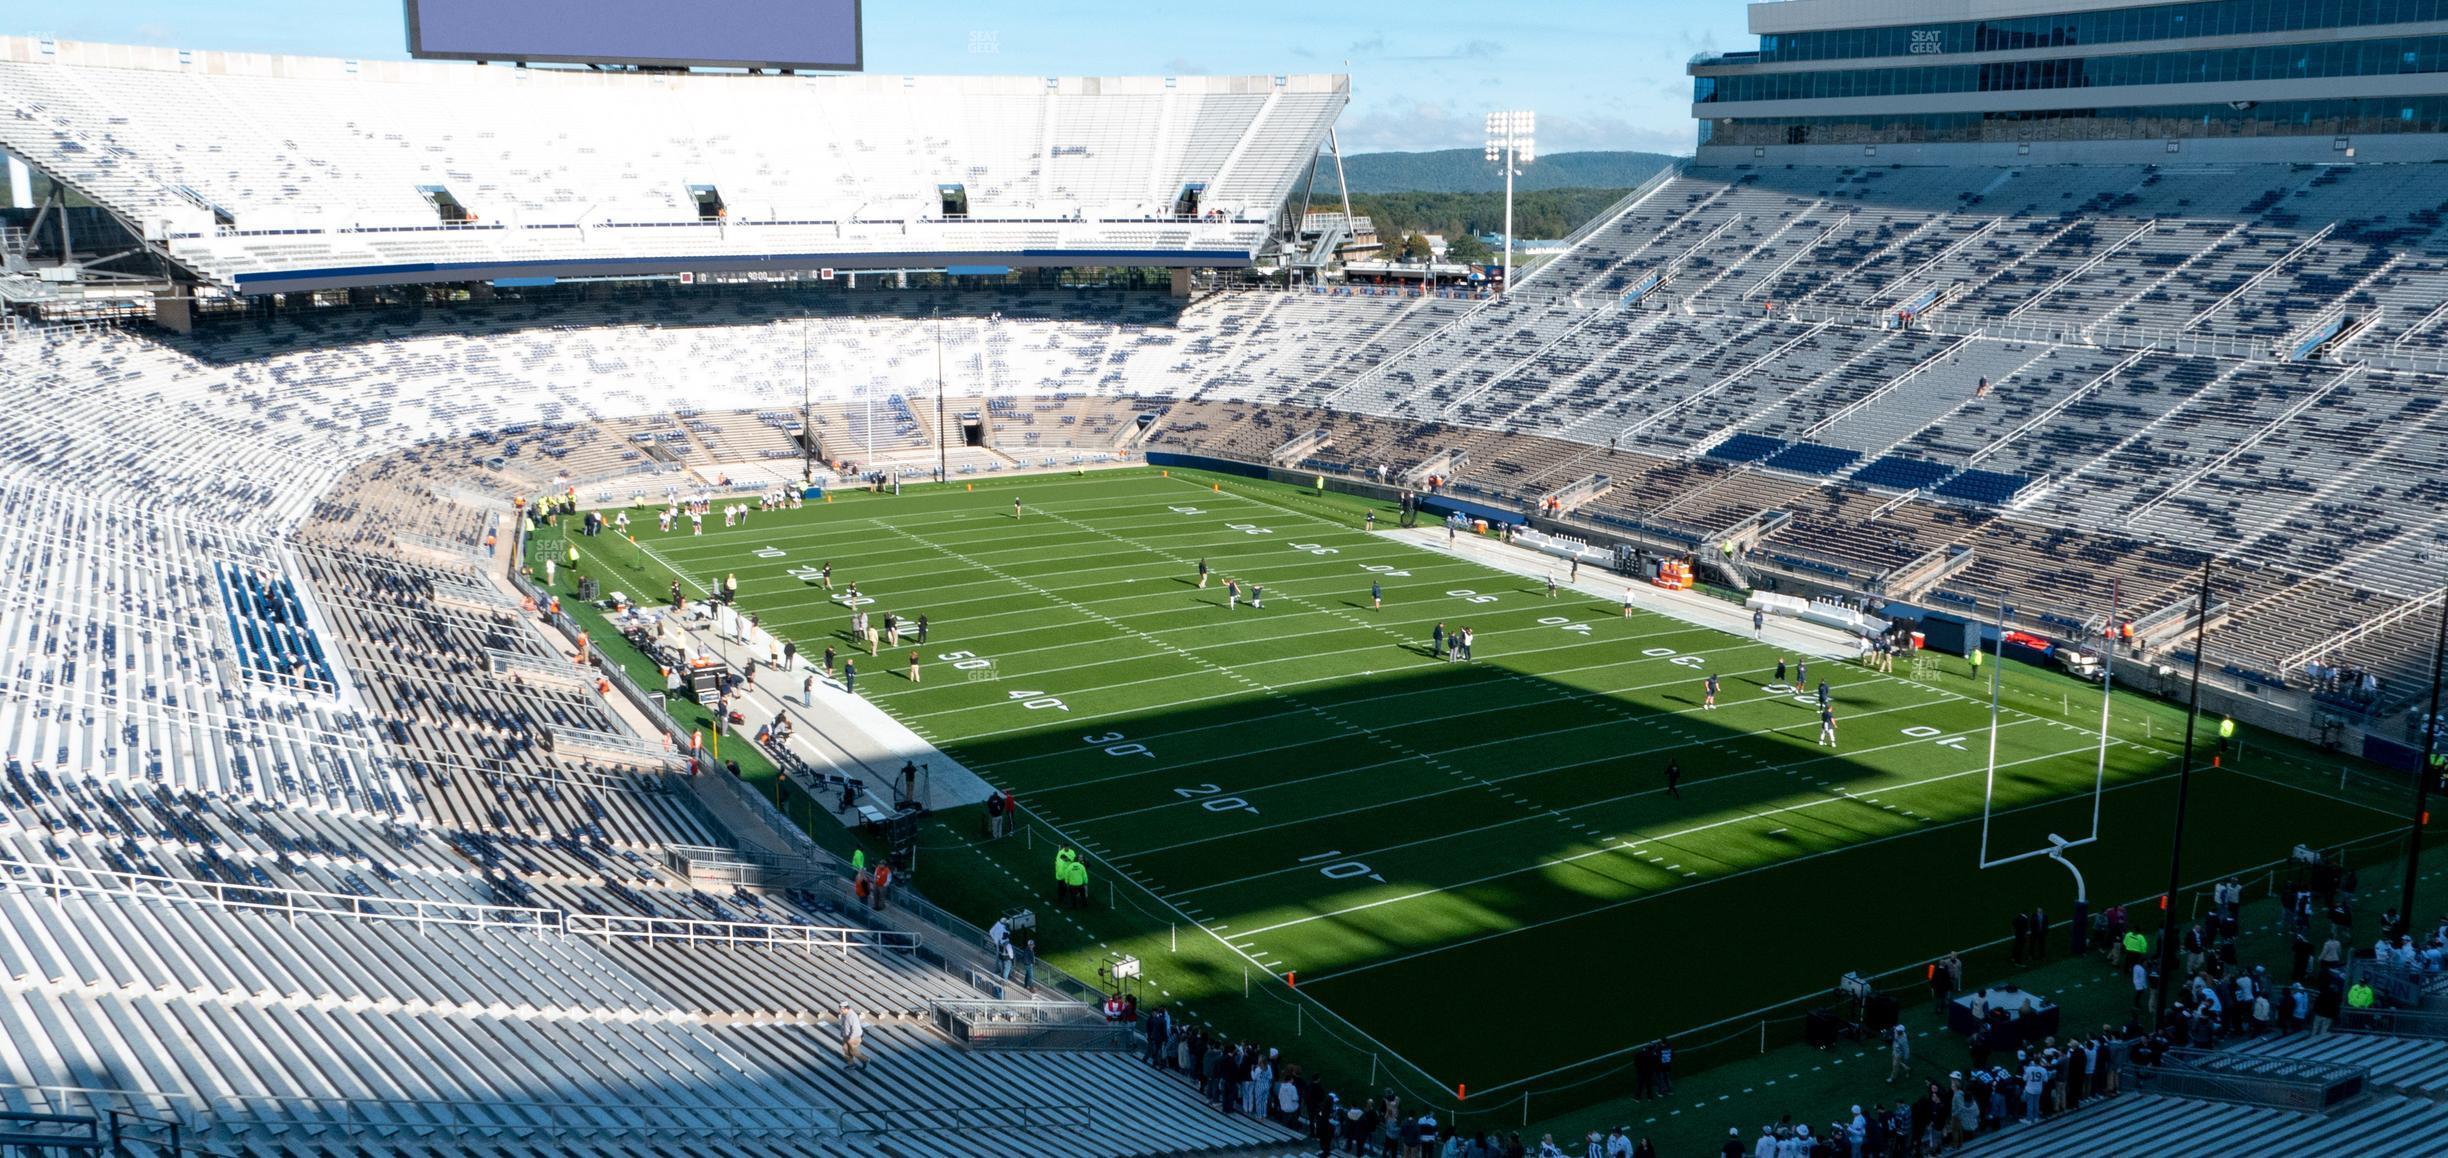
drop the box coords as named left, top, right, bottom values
left=1484, top=110, right=1535, bottom=294
left=800, top=315, right=814, bottom=488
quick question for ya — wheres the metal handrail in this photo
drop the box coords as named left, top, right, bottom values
left=2, top=1081, right=1092, bottom=1146
left=564, top=910, right=917, bottom=952
left=2340, top=1006, right=2448, bottom=1038
left=2124, top=1048, right=2369, bottom=1112
left=206, top=1092, right=838, bottom=1138
left=0, top=853, right=561, bottom=931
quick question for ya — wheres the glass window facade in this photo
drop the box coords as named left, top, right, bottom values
left=1703, top=95, right=2448, bottom=146
left=1699, top=34, right=2448, bottom=103
left=1753, top=0, right=2445, bottom=64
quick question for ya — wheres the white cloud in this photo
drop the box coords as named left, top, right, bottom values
left=1334, top=98, right=1473, bottom=153
left=1535, top=110, right=1693, bottom=155
left=1337, top=97, right=1693, bottom=156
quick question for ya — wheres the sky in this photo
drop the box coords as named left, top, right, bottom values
left=30, top=1, right=1753, bottom=155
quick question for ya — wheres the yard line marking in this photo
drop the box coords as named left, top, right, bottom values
left=1123, top=698, right=1992, bottom=856
left=1159, top=714, right=2050, bottom=896
left=953, top=633, right=1759, bottom=753
left=1278, top=740, right=2180, bottom=976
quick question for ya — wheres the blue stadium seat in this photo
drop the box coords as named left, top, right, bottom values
left=1850, top=455, right=1957, bottom=492
left=1763, top=442, right=1861, bottom=477
left=1706, top=433, right=1786, bottom=463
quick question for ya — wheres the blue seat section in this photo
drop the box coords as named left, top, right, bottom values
left=215, top=562, right=338, bottom=695
left=1849, top=455, right=1956, bottom=492
left=1762, top=442, right=1861, bottom=477
left=1932, top=468, right=2033, bottom=506
left=1705, top=432, right=1786, bottom=463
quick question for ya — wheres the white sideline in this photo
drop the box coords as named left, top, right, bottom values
left=1386, top=521, right=1867, bottom=662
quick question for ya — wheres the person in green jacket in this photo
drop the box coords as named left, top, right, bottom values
left=1063, top=857, right=1090, bottom=909
left=2346, top=981, right=2376, bottom=1010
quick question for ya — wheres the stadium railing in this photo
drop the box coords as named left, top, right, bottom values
left=994, top=799, right=1461, bottom=1117
left=562, top=911, right=918, bottom=955
left=1417, top=827, right=2422, bottom=1132
left=2338, top=1007, right=2448, bottom=1038
left=513, top=503, right=1149, bottom=1015
left=208, top=1092, right=843, bottom=1140
left=2121, top=1048, right=2369, bottom=1112
left=0, top=1110, right=101, bottom=1155
left=928, top=998, right=1139, bottom=1052
left=0, top=853, right=560, bottom=933
left=1512, top=163, right=1687, bottom=293
left=4, top=1079, right=1094, bottom=1150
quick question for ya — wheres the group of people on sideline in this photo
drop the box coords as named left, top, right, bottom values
left=1752, top=851, right=2442, bottom=1155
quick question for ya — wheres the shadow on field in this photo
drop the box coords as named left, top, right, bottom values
left=918, top=654, right=2402, bottom=1092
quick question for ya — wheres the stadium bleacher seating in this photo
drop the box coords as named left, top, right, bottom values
left=13, top=30, right=2448, bottom=1147
left=0, top=38, right=1345, bottom=292
left=1971, top=1027, right=2448, bottom=1156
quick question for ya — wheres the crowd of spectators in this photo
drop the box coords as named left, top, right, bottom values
left=1744, top=851, right=2445, bottom=1156
left=1140, top=1007, right=1613, bottom=1157
left=1107, top=846, right=2447, bottom=1156
left=2304, top=655, right=2383, bottom=710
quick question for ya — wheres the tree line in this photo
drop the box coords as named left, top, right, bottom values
left=1329, top=187, right=1635, bottom=256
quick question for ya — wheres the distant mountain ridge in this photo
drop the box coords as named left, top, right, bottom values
left=1333, top=149, right=1683, bottom=195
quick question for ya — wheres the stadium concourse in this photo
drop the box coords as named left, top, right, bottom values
left=2, top=28, right=2448, bottom=1158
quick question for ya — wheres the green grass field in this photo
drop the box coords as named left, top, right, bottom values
left=552, top=466, right=2411, bottom=1116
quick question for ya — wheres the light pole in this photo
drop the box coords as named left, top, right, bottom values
left=2155, top=558, right=2217, bottom=1019
left=1484, top=110, right=1535, bottom=295
left=800, top=315, right=814, bottom=488
left=934, top=308, right=950, bottom=485
left=2402, top=585, right=2445, bottom=938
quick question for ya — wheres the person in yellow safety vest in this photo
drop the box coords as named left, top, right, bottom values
left=2347, top=981, right=2377, bottom=1010
left=566, top=543, right=579, bottom=571
left=724, top=572, right=739, bottom=605
left=1970, top=646, right=1984, bottom=679
left=2218, top=716, right=2236, bottom=756
left=1054, top=848, right=1076, bottom=904
left=2122, top=929, right=2148, bottom=960
left=1063, top=857, right=1089, bottom=908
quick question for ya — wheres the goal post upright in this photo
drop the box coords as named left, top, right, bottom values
left=1974, top=584, right=2120, bottom=956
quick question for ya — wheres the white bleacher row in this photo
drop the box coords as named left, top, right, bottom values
left=1967, top=1090, right=2448, bottom=1157
left=176, top=219, right=1273, bottom=297
left=0, top=476, right=396, bottom=813
left=0, top=880, right=1292, bottom=1155
left=11, top=152, right=2448, bottom=1150
left=0, top=288, right=1421, bottom=529
left=2230, top=1029, right=2448, bottom=1096
left=1247, top=162, right=2448, bottom=664
left=0, top=38, right=1346, bottom=289
left=1969, top=1026, right=2448, bottom=1157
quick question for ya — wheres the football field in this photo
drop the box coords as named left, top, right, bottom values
left=562, top=467, right=2407, bottom=1100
